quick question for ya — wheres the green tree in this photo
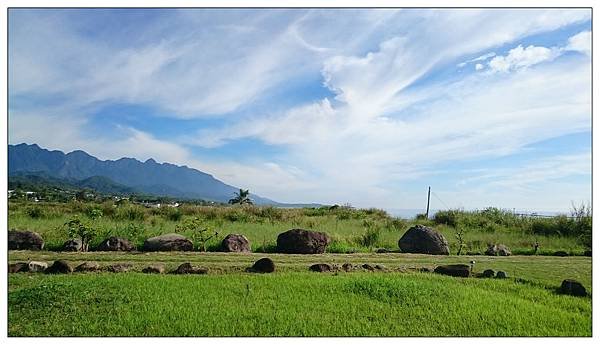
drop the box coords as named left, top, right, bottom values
left=228, top=189, right=253, bottom=205
left=64, top=217, right=96, bottom=252
left=176, top=217, right=219, bottom=252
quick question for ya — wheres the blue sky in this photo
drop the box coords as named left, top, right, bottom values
left=8, top=9, right=591, bottom=212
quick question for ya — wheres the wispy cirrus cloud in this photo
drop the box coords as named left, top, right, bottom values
left=8, top=9, right=592, bottom=210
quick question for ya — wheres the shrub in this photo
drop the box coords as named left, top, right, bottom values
left=26, top=206, right=44, bottom=219
left=175, top=217, right=219, bottom=251
left=115, top=205, right=147, bottom=221
left=64, top=217, right=97, bottom=252
left=433, top=210, right=459, bottom=227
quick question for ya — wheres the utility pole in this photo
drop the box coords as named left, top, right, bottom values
left=425, top=186, right=431, bottom=219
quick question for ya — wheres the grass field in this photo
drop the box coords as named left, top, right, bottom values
left=8, top=252, right=592, bottom=336
left=7, top=201, right=589, bottom=255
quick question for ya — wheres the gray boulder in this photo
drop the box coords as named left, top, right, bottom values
left=398, top=225, right=450, bottom=255
left=434, top=264, right=470, bottom=277
left=75, top=262, right=101, bottom=272
left=221, top=234, right=251, bottom=252
left=96, top=237, right=134, bottom=251
left=309, top=263, right=332, bottom=272
left=485, top=244, right=511, bottom=256
left=481, top=269, right=495, bottom=278
left=45, top=260, right=73, bottom=274
left=143, top=233, right=193, bottom=252
left=173, top=262, right=208, bottom=274
left=559, top=279, right=587, bottom=297
left=8, top=230, right=44, bottom=250
left=276, top=229, right=330, bottom=254
left=106, top=263, right=133, bottom=273
left=63, top=238, right=83, bottom=252
left=9, top=262, right=29, bottom=273
left=142, top=264, right=165, bottom=274
left=250, top=258, right=275, bottom=273
left=28, top=261, right=48, bottom=273
left=496, top=271, right=508, bottom=279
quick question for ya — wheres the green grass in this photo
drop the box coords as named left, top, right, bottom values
left=9, top=251, right=592, bottom=289
left=8, top=201, right=586, bottom=254
left=8, top=271, right=591, bottom=336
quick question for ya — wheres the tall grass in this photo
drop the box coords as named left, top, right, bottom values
left=7, top=201, right=587, bottom=254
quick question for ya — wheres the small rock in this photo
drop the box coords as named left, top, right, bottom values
left=496, top=271, right=508, bottom=279
left=173, top=262, right=208, bottom=274
left=75, top=262, right=101, bottom=272
left=553, top=250, right=569, bottom=257
left=142, top=264, right=165, bottom=274
left=106, top=263, right=133, bottom=273
left=27, top=261, right=48, bottom=273
left=559, top=279, right=587, bottom=297
left=45, top=260, right=73, bottom=274
left=62, top=239, right=83, bottom=252
left=9, top=262, right=29, bottom=273
left=481, top=269, right=495, bottom=278
left=418, top=267, right=433, bottom=273
left=375, top=264, right=386, bottom=270
left=342, top=263, right=353, bottom=271
left=362, top=264, right=375, bottom=271
left=434, top=264, right=470, bottom=277
left=309, top=263, right=332, bottom=272
left=250, top=258, right=275, bottom=273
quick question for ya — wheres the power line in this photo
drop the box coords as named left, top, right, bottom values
left=431, top=190, right=451, bottom=210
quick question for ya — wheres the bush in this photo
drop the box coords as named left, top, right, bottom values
left=26, top=206, right=44, bottom=219
left=114, top=205, right=147, bottom=221
left=433, top=210, right=459, bottom=227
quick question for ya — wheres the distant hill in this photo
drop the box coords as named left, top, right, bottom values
left=8, top=143, right=305, bottom=205
left=9, top=172, right=138, bottom=195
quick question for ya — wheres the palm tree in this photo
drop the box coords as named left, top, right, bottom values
left=228, top=189, right=253, bottom=205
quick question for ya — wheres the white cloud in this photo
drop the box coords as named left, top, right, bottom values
left=565, top=30, right=591, bottom=56
left=475, top=63, right=484, bottom=70
left=8, top=9, right=592, bottom=208
left=488, top=45, right=561, bottom=72
left=457, top=52, right=496, bottom=68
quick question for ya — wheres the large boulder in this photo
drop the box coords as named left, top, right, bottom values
left=45, top=260, right=73, bottom=274
left=28, top=261, right=48, bottom=273
left=96, top=237, right=135, bottom=251
left=250, top=258, right=275, bottom=273
left=62, top=239, right=83, bottom=252
left=398, top=225, right=449, bottom=255
left=221, top=234, right=251, bottom=252
left=276, top=229, right=330, bottom=254
left=559, top=279, right=587, bottom=297
left=142, top=233, right=193, bottom=252
left=485, top=244, right=511, bottom=256
left=8, top=230, right=44, bottom=250
left=434, top=264, right=470, bottom=277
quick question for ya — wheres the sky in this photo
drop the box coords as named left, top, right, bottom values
left=8, top=8, right=592, bottom=212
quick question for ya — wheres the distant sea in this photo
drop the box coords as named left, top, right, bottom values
left=385, top=208, right=567, bottom=220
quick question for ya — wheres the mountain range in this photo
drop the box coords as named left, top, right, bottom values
left=8, top=143, right=315, bottom=206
